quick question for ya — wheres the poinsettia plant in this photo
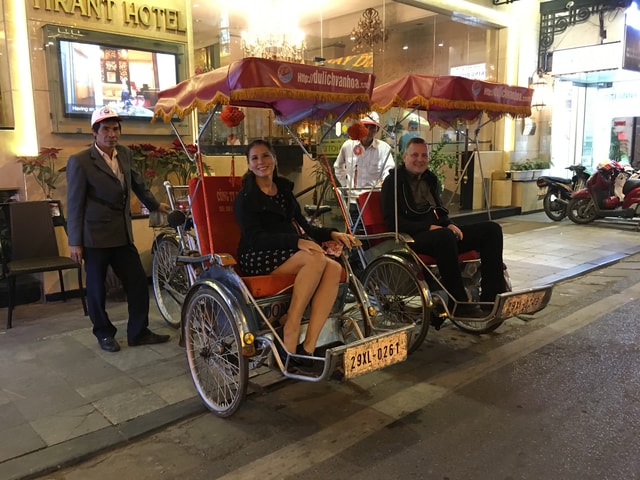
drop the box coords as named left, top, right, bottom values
left=129, top=140, right=210, bottom=188
left=16, top=147, right=64, bottom=199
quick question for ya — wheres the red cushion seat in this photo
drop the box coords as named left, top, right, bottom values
left=356, top=190, right=479, bottom=264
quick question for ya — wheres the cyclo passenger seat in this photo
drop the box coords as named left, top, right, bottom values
left=189, top=176, right=297, bottom=298
left=356, top=190, right=478, bottom=264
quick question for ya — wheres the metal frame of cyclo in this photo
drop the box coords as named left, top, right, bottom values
left=162, top=101, right=409, bottom=382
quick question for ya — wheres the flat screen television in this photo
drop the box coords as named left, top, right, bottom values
left=43, top=25, right=189, bottom=136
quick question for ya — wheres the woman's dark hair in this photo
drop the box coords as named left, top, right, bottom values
left=245, top=139, right=277, bottom=159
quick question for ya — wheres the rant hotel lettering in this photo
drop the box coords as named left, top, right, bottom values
left=32, top=0, right=186, bottom=33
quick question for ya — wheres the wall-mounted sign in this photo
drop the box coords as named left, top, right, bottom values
left=623, top=22, right=640, bottom=73
left=551, top=42, right=622, bottom=76
left=450, top=63, right=486, bottom=80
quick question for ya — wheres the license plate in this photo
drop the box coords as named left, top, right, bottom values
left=343, top=331, right=407, bottom=379
left=537, top=186, right=547, bottom=199
left=500, top=291, right=548, bottom=318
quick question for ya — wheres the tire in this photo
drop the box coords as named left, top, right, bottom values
left=360, top=257, right=429, bottom=353
left=543, top=189, right=567, bottom=221
left=152, top=236, right=190, bottom=328
left=568, top=197, right=597, bottom=224
left=184, top=284, right=248, bottom=417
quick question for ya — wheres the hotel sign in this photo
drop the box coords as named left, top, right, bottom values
left=31, top=0, right=186, bottom=33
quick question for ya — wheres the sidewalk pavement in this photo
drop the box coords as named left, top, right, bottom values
left=2, top=211, right=640, bottom=480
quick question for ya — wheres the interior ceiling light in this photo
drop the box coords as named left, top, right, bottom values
left=240, top=1, right=306, bottom=63
left=350, top=8, right=388, bottom=52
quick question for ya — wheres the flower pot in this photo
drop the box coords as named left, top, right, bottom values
left=510, top=170, right=534, bottom=181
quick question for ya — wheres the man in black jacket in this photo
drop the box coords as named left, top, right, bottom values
left=380, top=137, right=506, bottom=318
left=67, top=107, right=171, bottom=352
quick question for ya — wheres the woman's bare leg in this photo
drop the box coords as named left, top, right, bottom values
left=301, top=259, right=342, bottom=353
left=272, top=250, right=326, bottom=352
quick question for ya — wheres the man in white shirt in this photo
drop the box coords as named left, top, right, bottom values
left=333, top=112, right=395, bottom=230
left=334, top=112, right=394, bottom=190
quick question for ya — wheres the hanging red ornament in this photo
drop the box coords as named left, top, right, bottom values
left=220, top=106, right=245, bottom=128
left=347, top=122, right=368, bottom=141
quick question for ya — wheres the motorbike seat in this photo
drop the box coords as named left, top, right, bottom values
left=541, top=176, right=571, bottom=184
left=622, top=178, right=640, bottom=195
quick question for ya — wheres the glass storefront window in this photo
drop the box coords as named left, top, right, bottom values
left=0, top=0, right=15, bottom=129
left=193, top=1, right=500, bottom=153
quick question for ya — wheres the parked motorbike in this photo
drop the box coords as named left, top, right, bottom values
left=536, top=165, right=590, bottom=221
left=567, top=160, right=640, bottom=227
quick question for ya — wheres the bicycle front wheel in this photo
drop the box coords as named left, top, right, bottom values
left=152, top=236, right=189, bottom=328
left=360, top=256, right=430, bottom=353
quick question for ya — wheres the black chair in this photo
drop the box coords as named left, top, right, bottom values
left=5, top=201, right=87, bottom=328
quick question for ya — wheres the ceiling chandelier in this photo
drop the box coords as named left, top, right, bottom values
left=350, top=8, right=388, bottom=52
left=240, top=2, right=306, bottom=63
left=241, top=30, right=306, bottom=63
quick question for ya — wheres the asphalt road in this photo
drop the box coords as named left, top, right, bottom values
left=39, top=256, right=640, bottom=480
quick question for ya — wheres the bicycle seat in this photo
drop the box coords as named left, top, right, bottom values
left=304, top=205, right=331, bottom=216
left=167, top=209, right=187, bottom=228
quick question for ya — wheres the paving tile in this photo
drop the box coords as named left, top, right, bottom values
left=92, top=387, right=168, bottom=424
left=148, top=374, right=197, bottom=404
left=0, top=401, right=27, bottom=430
left=0, top=423, right=45, bottom=463
left=75, top=374, right=142, bottom=403
left=13, top=380, right=90, bottom=422
left=29, top=404, right=111, bottom=446
left=127, top=355, right=188, bottom=386
left=56, top=356, right=124, bottom=388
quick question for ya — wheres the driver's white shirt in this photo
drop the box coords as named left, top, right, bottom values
left=334, top=138, right=394, bottom=190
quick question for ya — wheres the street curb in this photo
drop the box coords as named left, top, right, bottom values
left=533, top=246, right=640, bottom=287
left=0, top=397, right=206, bottom=480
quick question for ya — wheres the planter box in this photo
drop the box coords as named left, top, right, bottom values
left=510, top=170, right=534, bottom=181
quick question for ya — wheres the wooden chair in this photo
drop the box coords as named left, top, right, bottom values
left=5, top=201, right=87, bottom=328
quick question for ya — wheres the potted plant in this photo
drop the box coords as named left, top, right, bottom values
left=16, top=147, right=64, bottom=199
left=531, top=159, right=552, bottom=180
left=129, top=143, right=160, bottom=189
left=510, top=161, right=535, bottom=181
left=427, top=139, right=458, bottom=191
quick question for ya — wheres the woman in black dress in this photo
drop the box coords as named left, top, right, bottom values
left=234, top=140, right=357, bottom=362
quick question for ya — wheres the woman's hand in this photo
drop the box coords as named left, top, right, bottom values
left=297, top=237, right=325, bottom=254
left=331, top=231, right=361, bottom=248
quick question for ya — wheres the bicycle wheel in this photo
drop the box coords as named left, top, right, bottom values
left=152, top=236, right=189, bottom=328
left=360, top=256, right=429, bottom=353
left=338, top=276, right=371, bottom=345
left=184, top=284, right=248, bottom=417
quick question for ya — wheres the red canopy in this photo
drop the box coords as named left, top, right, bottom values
left=371, top=74, right=533, bottom=128
left=153, top=57, right=374, bottom=125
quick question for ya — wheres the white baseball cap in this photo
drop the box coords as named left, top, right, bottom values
left=91, top=106, right=122, bottom=128
left=361, top=111, right=380, bottom=126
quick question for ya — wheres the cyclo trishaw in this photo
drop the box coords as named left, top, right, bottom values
left=151, top=61, right=554, bottom=417
left=340, top=75, right=554, bottom=344
left=152, top=58, right=415, bottom=417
